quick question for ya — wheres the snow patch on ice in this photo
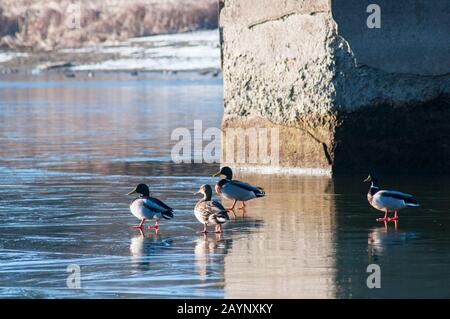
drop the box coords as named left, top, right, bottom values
left=70, top=29, right=220, bottom=71
left=0, top=52, right=28, bottom=64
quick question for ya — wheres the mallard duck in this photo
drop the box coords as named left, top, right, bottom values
left=127, top=184, right=174, bottom=232
left=364, top=173, right=419, bottom=221
left=212, top=166, right=265, bottom=211
left=194, top=184, right=230, bottom=233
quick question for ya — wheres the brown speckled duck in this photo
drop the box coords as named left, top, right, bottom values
left=194, top=184, right=230, bottom=233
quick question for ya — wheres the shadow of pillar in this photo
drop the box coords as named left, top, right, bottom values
left=222, top=173, right=338, bottom=298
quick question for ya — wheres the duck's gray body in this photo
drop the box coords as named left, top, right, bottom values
left=367, top=186, right=419, bottom=213
left=194, top=199, right=229, bottom=226
left=130, top=196, right=174, bottom=221
left=218, top=179, right=265, bottom=202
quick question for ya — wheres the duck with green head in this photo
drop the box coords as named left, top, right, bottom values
left=213, top=166, right=265, bottom=211
left=127, top=183, right=174, bottom=233
left=364, top=173, right=419, bottom=221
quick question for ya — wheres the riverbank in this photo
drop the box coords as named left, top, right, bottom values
left=0, top=0, right=218, bottom=51
left=0, top=29, right=220, bottom=76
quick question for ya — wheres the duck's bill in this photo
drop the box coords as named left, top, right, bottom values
left=363, top=176, right=371, bottom=182
left=212, top=172, right=221, bottom=177
left=127, top=189, right=137, bottom=195
left=194, top=191, right=201, bottom=195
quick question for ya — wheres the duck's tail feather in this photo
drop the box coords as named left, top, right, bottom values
left=162, top=210, right=174, bottom=219
left=216, top=215, right=229, bottom=223
left=255, top=187, right=266, bottom=197
left=405, top=197, right=420, bottom=207
left=210, top=211, right=229, bottom=224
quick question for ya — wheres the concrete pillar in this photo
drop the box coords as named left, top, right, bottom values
left=219, top=0, right=450, bottom=175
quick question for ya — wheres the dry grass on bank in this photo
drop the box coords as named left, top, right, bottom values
left=0, top=0, right=218, bottom=51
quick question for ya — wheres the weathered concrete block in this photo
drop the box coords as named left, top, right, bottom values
left=219, top=0, right=450, bottom=175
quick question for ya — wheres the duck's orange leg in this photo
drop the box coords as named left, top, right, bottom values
left=227, top=200, right=237, bottom=211
left=215, top=224, right=222, bottom=233
left=226, top=201, right=237, bottom=218
left=148, top=221, right=159, bottom=234
left=132, top=218, right=146, bottom=229
left=388, top=211, right=398, bottom=221
left=238, top=201, right=246, bottom=210
left=377, top=210, right=388, bottom=222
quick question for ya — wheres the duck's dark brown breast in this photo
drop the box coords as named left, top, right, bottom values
left=367, top=191, right=373, bottom=204
left=367, top=187, right=379, bottom=204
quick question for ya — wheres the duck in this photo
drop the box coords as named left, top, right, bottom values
left=194, top=184, right=230, bottom=233
left=212, top=166, right=265, bottom=211
left=127, top=184, right=174, bottom=232
left=364, top=173, right=419, bottom=222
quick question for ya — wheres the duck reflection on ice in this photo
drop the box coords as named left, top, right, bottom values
left=129, top=230, right=173, bottom=270
left=368, top=221, right=418, bottom=261
left=194, top=233, right=232, bottom=280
